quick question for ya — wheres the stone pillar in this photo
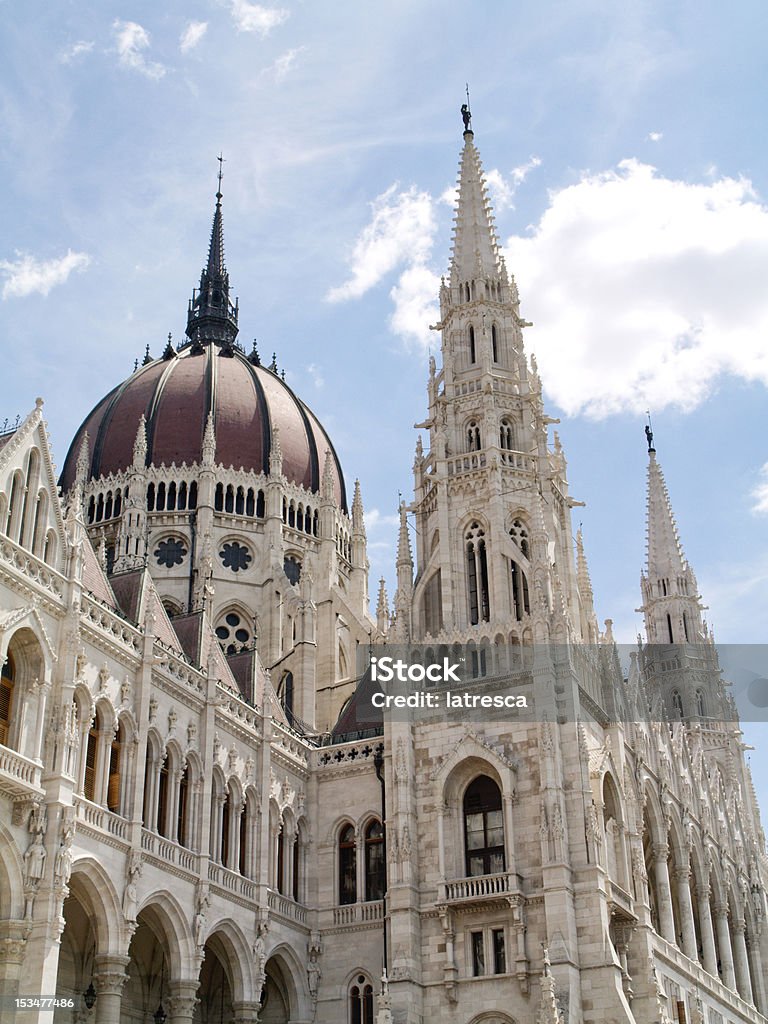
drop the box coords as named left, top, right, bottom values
left=93, top=954, right=130, bottom=1024
left=713, top=903, right=736, bottom=990
left=652, top=844, right=676, bottom=943
left=233, top=999, right=261, bottom=1023
left=697, top=885, right=718, bottom=978
left=731, top=916, right=752, bottom=1003
left=674, top=867, right=698, bottom=961
left=747, top=934, right=767, bottom=1013
left=0, top=921, right=28, bottom=1004
left=168, top=980, right=199, bottom=1024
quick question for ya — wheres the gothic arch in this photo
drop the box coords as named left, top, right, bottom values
left=264, top=943, right=310, bottom=1021
left=68, top=856, right=124, bottom=956
left=136, top=891, right=196, bottom=978
left=202, top=920, right=254, bottom=1002
left=468, top=1014, right=519, bottom=1024
left=0, top=819, right=24, bottom=919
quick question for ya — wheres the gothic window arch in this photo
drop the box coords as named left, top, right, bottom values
left=6, top=471, right=23, bottom=540
left=349, top=975, right=374, bottom=1024
left=177, top=760, right=190, bottom=846
left=508, top=517, right=529, bottom=557
left=469, top=324, right=476, bottom=364
left=499, top=418, right=516, bottom=451
left=510, top=559, right=530, bottom=621
left=464, top=775, right=505, bottom=876
left=465, top=522, right=490, bottom=625
left=364, top=819, right=385, bottom=901
left=0, top=651, right=14, bottom=747
left=339, top=823, right=357, bottom=905
left=107, top=720, right=125, bottom=815
left=20, top=448, right=41, bottom=548
left=671, top=690, right=684, bottom=719
left=695, top=689, right=706, bottom=718
left=467, top=420, right=481, bottom=452
left=491, top=323, right=499, bottom=363
left=83, top=707, right=102, bottom=802
left=278, top=671, right=294, bottom=723
left=284, top=554, right=302, bottom=585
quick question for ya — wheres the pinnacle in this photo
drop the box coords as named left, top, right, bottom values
left=449, top=133, right=503, bottom=284
left=645, top=450, right=687, bottom=580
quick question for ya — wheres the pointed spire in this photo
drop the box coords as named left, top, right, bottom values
left=575, top=528, right=594, bottom=609
left=449, top=123, right=504, bottom=287
left=396, top=501, right=413, bottom=574
left=376, top=578, right=390, bottom=635
left=352, top=479, right=365, bottom=536
left=645, top=448, right=687, bottom=582
left=269, top=424, right=283, bottom=476
left=74, top=432, right=90, bottom=513
left=132, top=416, right=147, bottom=467
left=537, top=948, right=562, bottom=1024
left=185, top=163, right=239, bottom=349
left=201, top=412, right=216, bottom=466
left=322, top=449, right=335, bottom=501
left=142, top=344, right=152, bottom=365
left=162, top=332, right=175, bottom=360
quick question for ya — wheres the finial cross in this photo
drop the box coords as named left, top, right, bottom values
left=216, top=153, right=225, bottom=195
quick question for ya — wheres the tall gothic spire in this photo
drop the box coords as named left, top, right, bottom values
left=449, top=117, right=505, bottom=287
left=640, top=440, right=703, bottom=645
left=186, top=162, right=239, bottom=350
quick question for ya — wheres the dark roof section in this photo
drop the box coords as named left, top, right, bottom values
left=330, top=670, right=384, bottom=742
left=59, top=347, right=346, bottom=510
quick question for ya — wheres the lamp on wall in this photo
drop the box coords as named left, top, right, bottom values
left=83, top=982, right=97, bottom=1010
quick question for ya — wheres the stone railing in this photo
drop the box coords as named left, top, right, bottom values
left=438, top=871, right=514, bottom=904
left=331, top=900, right=384, bottom=926
left=74, top=797, right=129, bottom=841
left=0, top=745, right=43, bottom=795
left=268, top=889, right=308, bottom=925
left=82, top=595, right=141, bottom=654
left=208, top=861, right=257, bottom=901
left=0, top=535, right=65, bottom=601
left=140, top=829, right=197, bottom=872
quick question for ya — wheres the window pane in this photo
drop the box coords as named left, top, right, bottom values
left=493, top=929, right=506, bottom=974
left=471, top=931, right=485, bottom=976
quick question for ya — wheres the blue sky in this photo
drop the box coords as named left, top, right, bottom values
left=1, top=1, right=767, bottom=801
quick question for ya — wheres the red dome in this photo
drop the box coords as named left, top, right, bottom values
left=60, top=346, right=346, bottom=509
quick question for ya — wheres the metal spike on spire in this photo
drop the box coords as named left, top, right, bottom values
left=207, top=154, right=226, bottom=278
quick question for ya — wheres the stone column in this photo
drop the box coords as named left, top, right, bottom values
left=731, top=916, right=752, bottom=1003
left=713, top=903, right=736, bottom=990
left=94, top=954, right=130, bottom=1024
left=696, top=885, right=718, bottom=978
left=0, top=921, right=28, bottom=1005
left=652, top=844, right=676, bottom=943
left=233, top=999, right=261, bottom=1023
left=168, top=980, right=199, bottom=1024
left=674, top=867, right=698, bottom=961
left=747, top=933, right=767, bottom=1013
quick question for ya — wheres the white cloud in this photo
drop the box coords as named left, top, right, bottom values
left=229, top=1, right=288, bottom=35
left=647, top=131, right=664, bottom=142
left=0, top=250, right=91, bottom=299
left=502, top=159, right=768, bottom=417
left=113, top=20, right=166, bottom=80
left=327, top=184, right=436, bottom=304
left=265, top=45, right=307, bottom=82
left=484, top=157, right=541, bottom=212
left=180, top=21, right=208, bottom=54
left=364, top=508, right=400, bottom=532
left=752, top=464, right=768, bottom=514
left=389, top=264, right=440, bottom=348
left=59, top=40, right=94, bottom=64
left=306, top=363, right=324, bottom=389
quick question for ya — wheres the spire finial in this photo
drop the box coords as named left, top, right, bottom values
left=216, top=153, right=225, bottom=200
left=645, top=411, right=655, bottom=453
left=461, top=84, right=472, bottom=134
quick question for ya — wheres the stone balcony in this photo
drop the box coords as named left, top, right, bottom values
left=0, top=745, right=43, bottom=798
left=438, top=870, right=519, bottom=907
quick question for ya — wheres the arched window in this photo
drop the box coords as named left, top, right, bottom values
left=239, top=806, right=247, bottom=875
left=177, top=763, right=189, bottom=846
left=104, top=491, right=114, bottom=520
left=672, top=690, right=684, bottom=719
left=189, top=482, right=198, bottom=509
left=245, top=488, right=255, bottom=517
left=349, top=978, right=374, bottom=1024
left=292, top=831, right=300, bottom=901
left=284, top=555, right=302, bottom=585
left=84, top=713, right=99, bottom=802
left=225, top=485, right=234, bottom=514
left=178, top=481, right=187, bottom=511
left=221, top=790, right=230, bottom=866
left=0, top=652, right=15, bottom=747
left=466, top=522, right=490, bottom=625
left=464, top=775, right=505, bottom=876
left=500, top=419, right=515, bottom=451
left=214, top=483, right=224, bottom=512
left=107, top=721, right=124, bottom=814
left=469, top=324, right=476, bottom=364
left=146, top=483, right=155, bottom=512
left=277, top=828, right=285, bottom=893
left=509, top=518, right=529, bottom=557
left=167, top=482, right=177, bottom=512
left=157, top=756, right=169, bottom=836
left=510, top=560, right=530, bottom=621
left=467, top=420, right=481, bottom=452
left=339, top=824, right=357, bottom=904
left=364, top=820, right=385, bottom=901
left=695, top=689, right=706, bottom=718
left=491, top=324, right=499, bottom=362
left=156, top=483, right=166, bottom=512
left=235, top=486, right=245, bottom=516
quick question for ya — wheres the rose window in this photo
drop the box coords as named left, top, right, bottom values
left=219, top=541, right=252, bottom=573
left=154, top=537, right=187, bottom=568
left=215, top=612, right=252, bottom=653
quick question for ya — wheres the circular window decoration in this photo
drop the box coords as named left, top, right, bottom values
left=215, top=611, right=252, bottom=653
left=219, top=540, right=252, bottom=573
left=284, top=555, right=301, bottom=586
left=154, top=537, right=187, bottom=568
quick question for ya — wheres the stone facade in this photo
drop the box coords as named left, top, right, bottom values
left=0, top=120, right=765, bottom=1024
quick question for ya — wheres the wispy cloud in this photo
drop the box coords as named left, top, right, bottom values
left=752, top=464, right=768, bottom=514
left=647, top=131, right=664, bottom=142
left=113, top=20, right=166, bottom=79
left=0, top=251, right=91, bottom=299
left=229, top=1, right=288, bottom=35
left=306, top=363, right=324, bottom=389
left=263, top=45, right=307, bottom=82
left=485, top=156, right=542, bottom=212
left=503, top=159, right=768, bottom=417
left=180, top=21, right=208, bottom=54
left=59, top=40, right=94, bottom=64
